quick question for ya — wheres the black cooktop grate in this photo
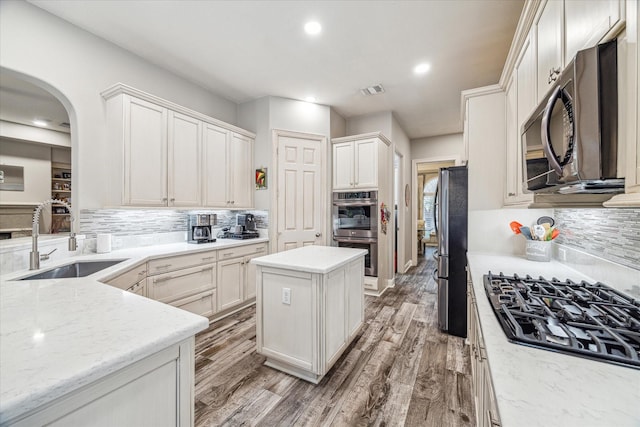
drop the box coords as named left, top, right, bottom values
left=483, top=272, right=640, bottom=369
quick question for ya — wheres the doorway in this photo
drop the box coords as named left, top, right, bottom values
left=271, top=129, right=327, bottom=252
left=411, top=156, right=460, bottom=265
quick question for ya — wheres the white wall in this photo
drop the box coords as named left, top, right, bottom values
left=346, top=111, right=392, bottom=137
left=411, top=133, right=463, bottom=160
left=0, top=138, right=50, bottom=204
left=330, top=108, right=346, bottom=138
left=0, top=1, right=238, bottom=209
left=391, top=114, right=412, bottom=272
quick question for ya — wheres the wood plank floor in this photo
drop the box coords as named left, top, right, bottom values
left=194, top=248, right=475, bottom=427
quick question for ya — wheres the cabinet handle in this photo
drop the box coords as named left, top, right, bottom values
left=226, top=201, right=231, bottom=204
left=255, top=247, right=264, bottom=252
left=507, top=192, right=515, bottom=196
left=231, top=201, right=235, bottom=204
left=154, top=264, right=171, bottom=270
left=201, top=256, right=215, bottom=261
left=154, top=276, right=172, bottom=284
left=223, top=253, right=233, bottom=257
left=201, top=266, right=214, bottom=273
left=138, top=270, right=146, bottom=276
left=162, top=197, right=168, bottom=202
left=170, top=198, right=175, bottom=202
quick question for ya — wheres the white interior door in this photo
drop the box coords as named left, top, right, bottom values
left=274, top=130, right=326, bottom=252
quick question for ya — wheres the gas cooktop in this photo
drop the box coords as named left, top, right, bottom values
left=483, top=272, right=640, bottom=369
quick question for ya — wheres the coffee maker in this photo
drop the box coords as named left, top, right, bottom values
left=232, top=213, right=259, bottom=238
left=188, top=214, right=216, bottom=244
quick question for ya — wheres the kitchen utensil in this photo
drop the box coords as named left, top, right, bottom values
left=536, top=216, right=555, bottom=227
left=510, top=221, right=523, bottom=234
left=519, top=226, right=532, bottom=240
left=551, top=228, right=560, bottom=240
left=532, top=224, right=546, bottom=240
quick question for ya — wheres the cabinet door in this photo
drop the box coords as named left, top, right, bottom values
left=536, top=0, right=564, bottom=101
left=168, top=112, right=201, bottom=207
left=354, top=138, right=378, bottom=188
left=565, top=0, right=621, bottom=62
left=202, top=123, right=229, bottom=207
left=124, top=96, right=167, bottom=206
left=333, top=142, right=354, bottom=189
left=229, top=133, right=253, bottom=208
left=217, top=258, right=244, bottom=311
left=504, top=76, right=519, bottom=204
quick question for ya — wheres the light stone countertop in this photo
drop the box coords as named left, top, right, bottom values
left=467, top=252, right=640, bottom=427
left=0, top=237, right=268, bottom=423
left=250, top=245, right=368, bottom=274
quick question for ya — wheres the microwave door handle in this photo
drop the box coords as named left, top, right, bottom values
left=541, top=85, right=575, bottom=176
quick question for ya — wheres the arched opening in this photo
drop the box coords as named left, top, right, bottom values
left=0, top=68, right=77, bottom=237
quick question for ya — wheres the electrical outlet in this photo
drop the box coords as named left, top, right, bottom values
left=282, top=288, right=291, bottom=305
left=558, top=248, right=567, bottom=261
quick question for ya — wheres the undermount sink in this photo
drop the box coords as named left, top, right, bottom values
left=18, top=260, right=127, bottom=280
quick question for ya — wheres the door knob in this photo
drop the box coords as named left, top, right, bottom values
left=315, top=232, right=321, bottom=237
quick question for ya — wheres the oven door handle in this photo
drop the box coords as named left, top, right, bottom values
left=332, top=201, right=377, bottom=207
left=333, top=237, right=378, bottom=244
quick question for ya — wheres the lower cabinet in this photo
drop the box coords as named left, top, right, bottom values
left=468, top=273, right=501, bottom=427
left=171, top=290, right=217, bottom=318
left=148, top=263, right=216, bottom=317
left=11, top=338, right=197, bottom=427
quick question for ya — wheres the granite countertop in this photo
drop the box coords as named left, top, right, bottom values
left=467, top=252, right=640, bottom=427
left=0, top=237, right=267, bottom=423
left=250, top=245, right=367, bottom=274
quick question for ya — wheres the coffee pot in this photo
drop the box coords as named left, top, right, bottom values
left=188, top=214, right=216, bottom=244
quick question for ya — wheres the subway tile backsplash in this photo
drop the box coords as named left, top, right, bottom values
left=554, top=208, right=640, bottom=270
left=79, top=209, right=269, bottom=238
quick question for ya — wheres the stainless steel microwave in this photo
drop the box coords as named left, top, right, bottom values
left=521, top=39, right=624, bottom=194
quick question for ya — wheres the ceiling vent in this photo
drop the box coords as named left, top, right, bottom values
left=360, top=84, right=385, bottom=96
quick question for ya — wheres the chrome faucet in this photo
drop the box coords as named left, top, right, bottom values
left=30, top=199, right=77, bottom=270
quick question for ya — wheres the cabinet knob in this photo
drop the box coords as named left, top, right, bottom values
left=162, top=198, right=168, bottom=202
left=231, top=201, right=235, bottom=204
left=315, top=232, right=321, bottom=237
left=508, top=192, right=516, bottom=196
left=170, top=198, right=175, bottom=202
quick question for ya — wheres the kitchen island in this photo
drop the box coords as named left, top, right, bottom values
left=252, top=245, right=367, bottom=384
left=467, top=252, right=640, bottom=427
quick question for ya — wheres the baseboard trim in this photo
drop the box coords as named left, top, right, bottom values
left=403, top=260, right=413, bottom=273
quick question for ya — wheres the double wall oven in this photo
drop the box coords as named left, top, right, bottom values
left=332, top=191, right=377, bottom=277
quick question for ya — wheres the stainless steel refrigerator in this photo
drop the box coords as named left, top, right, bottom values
left=434, top=165, right=468, bottom=338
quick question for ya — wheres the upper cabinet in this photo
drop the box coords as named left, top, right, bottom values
left=103, top=84, right=255, bottom=209
left=202, top=124, right=254, bottom=208
left=332, top=136, right=382, bottom=190
left=536, top=0, right=564, bottom=101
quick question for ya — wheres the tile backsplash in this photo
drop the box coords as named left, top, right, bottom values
left=79, top=209, right=269, bottom=237
left=554, top=208, right=640, bottom=270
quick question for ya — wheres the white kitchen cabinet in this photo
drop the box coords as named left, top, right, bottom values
left=536, top=0, right=564, bottom=101
left=332, top=136, right=379, bottom=190
left=467, top=274, right=501, bottom=427
left=505, top=32, right=535, bottom=207
left=103, top=262, right=148, bottom=295
left=168, top=111, right=202, bottom=207
left=11, top=339, right=197, bottom=427
left=565, top=0, right=623, bottom=62
left=217, top=242, right=267, bottom=311
left=102, top=84, right=256, bottom=208
left=202, top=124, right=254, bottom=208
left=123, top=95, right=168, bottom=207
left=254, top=246, right=365, bottom=384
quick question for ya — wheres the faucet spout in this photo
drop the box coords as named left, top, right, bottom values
left=30, top=199, right=76, bottom=270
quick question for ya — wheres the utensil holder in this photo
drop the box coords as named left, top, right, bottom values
left=525, top=240, right=551, bottom=262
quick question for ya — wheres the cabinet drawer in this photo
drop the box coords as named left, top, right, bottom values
left=148, top=250, right=217, bottom=275
left=105, top=263, right=147, bottom=290
left=218, top=243, right=267, bottom=260
left=149, top=264, right=215, bottom=303
left=171, top=290, right=216, bottom=318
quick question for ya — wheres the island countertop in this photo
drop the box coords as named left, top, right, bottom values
left=250, top=245, right=367, bottom=274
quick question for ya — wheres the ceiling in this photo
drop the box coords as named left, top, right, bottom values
left=25, top=0, right=524, bottom=139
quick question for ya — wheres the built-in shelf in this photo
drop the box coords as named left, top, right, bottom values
left=50, top=162, right=71, bottom=234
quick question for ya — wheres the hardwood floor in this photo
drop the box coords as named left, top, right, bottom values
left=194, top=248, right=475, bottom=427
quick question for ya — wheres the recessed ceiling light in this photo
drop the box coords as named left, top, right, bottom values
left=304, top=21, right=322, bottom=35
left=32, top=119, right=48, bottom=127
left=304, top=96, right=316, bottom=103
left=414, top=63, right=431, bottom=74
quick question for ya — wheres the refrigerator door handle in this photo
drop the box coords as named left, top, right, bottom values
left=433, top=183, right=439, bottom=236
left=432, top=249, right=439, bottom=262
left=432, top=268, right=438, bottom=282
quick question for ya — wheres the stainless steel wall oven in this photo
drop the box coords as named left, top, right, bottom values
left=332, top=191, right=378, bottom=276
